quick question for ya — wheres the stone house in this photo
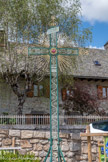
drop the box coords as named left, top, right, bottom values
left=0, top=29, right=108, bottom=115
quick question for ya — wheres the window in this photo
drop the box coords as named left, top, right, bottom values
left=93, top=122, right=108, bottom=131
left=61, top=88, right=74, bottom=101
left=94, top=61, right=101, bottom=66
left=27, top=83, right=50, bottom=98
left=27, top=84, right=44, bottom=97
left=97, top=86, right=108, bottom=99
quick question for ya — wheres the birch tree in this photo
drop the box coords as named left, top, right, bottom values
left=0, top=0, right=92, bottom=114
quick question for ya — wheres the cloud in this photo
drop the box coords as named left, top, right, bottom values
left=88, top=45, right=104, bottom=50
left=81, top=0, right=108, bottom=23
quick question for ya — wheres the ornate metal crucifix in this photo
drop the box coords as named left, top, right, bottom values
left=28, top=17, right=78, bottom=162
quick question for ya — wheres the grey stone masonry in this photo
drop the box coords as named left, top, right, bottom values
left=0, top=129, right=104, bottom=161
left=73, top=48, right=108, bottom=78
left=80, top=136, right=104, bottom=162
left=0, top=129, right=82, bottom=161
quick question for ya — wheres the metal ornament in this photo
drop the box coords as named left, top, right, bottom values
left=50, top=47, right=57, bottom=55
left=28, top=20, right=78, bottom=162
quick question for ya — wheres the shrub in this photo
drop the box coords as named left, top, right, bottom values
left=0, top=151, right=40, bottom=162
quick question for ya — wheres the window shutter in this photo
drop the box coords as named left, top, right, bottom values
left=0, top=30, right=5, bottom=47
left=97, top=86, right=102, bottom=99
left=45, top=84, right=50, bottom=98
left=27, top=85, right=34, bottom=97
left=61, top=88, right=67, bottom=101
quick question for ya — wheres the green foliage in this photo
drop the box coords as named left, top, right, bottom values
left=0, top=151, right=40, bottom=162
left=0, top=119, right=16, bottom=125
left=58, top=75, right=74, bottom=87
left=0, top=0, right=92, bottom=46
left=63, top=82, right=106, bottom=116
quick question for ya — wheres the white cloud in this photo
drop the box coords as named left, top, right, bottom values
left=81, top=0, right=108, bottom=23
left=88, top=45, right=104, bottom=50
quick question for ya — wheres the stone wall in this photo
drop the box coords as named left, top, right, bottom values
left=1, top=77, right=108, bottom=115
left=0, top=129, right=81, bottom=162
left=0, top=129, right=105, bottom=161
left=0, top=78, right=63, bottom=115
left=74, top=48, right=108, bottom=78
left=80, top=136, right=104, bottom=162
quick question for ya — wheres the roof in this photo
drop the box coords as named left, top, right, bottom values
left=104, top=42, right=108, bottom=47
left=1, top=40, right=108, bottom=79
left=74, top=75, right=108, bottom=80
left=73, top=48, right=108, bottom=79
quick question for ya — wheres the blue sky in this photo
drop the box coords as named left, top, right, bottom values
left=81, top=0, right=108, bottom=49
left=83, top=21, right=108, bottom=49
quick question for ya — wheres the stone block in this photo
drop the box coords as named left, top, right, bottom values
left=40, top=140, right=48, bottom=145
left=15, top=139, right=20, bottom=145
left=9, top=130, right=20, bottom=137
left=30, top=151, right=39, bottom=157
left=21, top=140, right=32, bottom=148
left=92, top=145, right=97, bottom=153
left=76, top=155, right=81, bottom=161
left=61, top=143, right=69, bottom=151
left=46, top=157, right=50, bottom=162
left=33, top=131, right=45, bottom=138
left=93, top=136, right=103, bottom=141
left=21, top=131, right=33, bottom=139
left=18, top=149, right=27, bottom=155
left=0, top=134, right=7, bottom=138
left=81, top=136, right=87, bottom=141
left=0, top=142, right=2, bottom=146
left=0, top=130, right=8, bottom=135
left=59, top=133, right=69, bottom=138
left=43, top=144, right=50, bottom=151
left=30, top=139, right=39, bottom=144
left=92, top=153, right=97, bottom=161
left=71, top=133, right=80, bottom=140
left=67, top=152, right=74, bottom=158
left=39, top=150, right=47, bottom=157
left=34, top=143, right=43, bottom=151
left=71, top=142, right=81, bottom=152
left=81, top=145, right=88, bottom=154
left=2, top=138, right=12, bottom=146
left=45, top=132, right=50, bottom=139
left=67, top=159, right=73, bottom=162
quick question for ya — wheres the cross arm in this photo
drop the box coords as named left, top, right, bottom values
left=28, top=47, right=50, bottom=56
left=57, top=47, right=79, bottom=56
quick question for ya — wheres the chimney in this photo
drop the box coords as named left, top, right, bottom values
left=104, top=42, right=108, bottom=50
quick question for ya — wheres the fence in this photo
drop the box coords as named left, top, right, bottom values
left=0, top=115, right=108, bottom=126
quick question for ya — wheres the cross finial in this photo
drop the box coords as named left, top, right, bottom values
left=50, top=16, right=57, bottom=26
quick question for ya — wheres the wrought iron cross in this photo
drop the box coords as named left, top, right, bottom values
left=28, top=17, right=78, bottom=162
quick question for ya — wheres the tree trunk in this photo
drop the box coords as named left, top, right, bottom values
left=4, top=73, right=32, bottom=115
left=11, top=84, right=26, bottom=115
left=17, top=94, right=26, bottom=115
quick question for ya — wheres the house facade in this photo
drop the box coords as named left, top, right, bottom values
left=0, top=29, right=108, bottom=115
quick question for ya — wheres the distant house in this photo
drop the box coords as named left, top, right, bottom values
left=73, top=43, right=108, bottom=114
left=0, top=29, right=108, bottom=115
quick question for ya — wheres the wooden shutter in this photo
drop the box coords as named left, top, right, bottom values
left=44, top=84, right=50, bottom=98
left=27, top=85, right=34, bottom=97
left=97, top=86, right=103, bottom=99
left=0, top=30, right=5, bottom=47
left=61, top=88, right=67, bottom=101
